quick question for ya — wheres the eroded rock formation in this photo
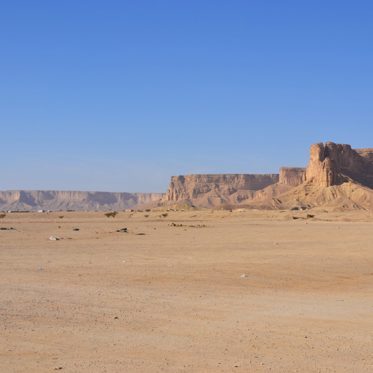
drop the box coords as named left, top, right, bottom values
left=165, top=141, right=373, bottom=210
left=279, top=167, right=305, bottom=186
left=2, top=141, right=373, bottom=212
left=165, top=174, right=279, bottom=207
left=305, top=142, right=373, bottom=188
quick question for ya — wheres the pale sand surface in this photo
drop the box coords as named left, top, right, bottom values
left=1, top=210, right=373, bottom=372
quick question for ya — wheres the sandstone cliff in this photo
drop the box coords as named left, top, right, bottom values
left=305, top=142, right=373, bottom=188
left=0, top=190, right=164, bottom=211
left=279, top=167, right=305, bottom=186
left=272, top=142, right=373, bottom=211
left=165, top=142, right=373, bottom=211
left=3, top=141, right=373, bottom=212
left=166, top=174, right=279, bottom=208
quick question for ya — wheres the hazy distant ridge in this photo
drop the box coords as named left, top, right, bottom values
left=0, top=190, right=164, bottom=211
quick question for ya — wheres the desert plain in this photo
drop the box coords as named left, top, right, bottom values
left=1, top=209, right=373, bottom=372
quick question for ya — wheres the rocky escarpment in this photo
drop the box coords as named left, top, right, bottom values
left=273, top=142, right=373, bottom=211
left=166, top=174, right=279, bottom=207
left=279, top=167, right=305, bottom=186
left=0, top=190, right=164, bottom=211
left=3, top=141, right=373, bottom=212
left=165, top=142, right=373, bottom=210
left=305, top=142, right=373, bottom=188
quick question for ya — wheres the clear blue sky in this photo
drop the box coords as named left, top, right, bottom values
left=1, top=1, right=372, bottom=192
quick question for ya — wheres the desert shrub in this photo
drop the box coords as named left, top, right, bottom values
left=105, top=211, right=118, bottom=218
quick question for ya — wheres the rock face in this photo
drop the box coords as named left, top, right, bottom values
left=166, top=174, right=279, bottom=207
left=279, top=167, right=305, bottom=186
left=2, top=141, right=373, bottom=212
left=0, top=191, right=164, bottom=211
left=305, top=142, right=373, bottom=188
left=165, top=142, right=373, bottom=210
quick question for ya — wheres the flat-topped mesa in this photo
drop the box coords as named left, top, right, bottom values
left=305, top=142, right=373, bottom=188
left=279, top=167, right=306, bottom=186
left=166, top=174, right=279, bottom=203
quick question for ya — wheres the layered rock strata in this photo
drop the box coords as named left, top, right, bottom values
left=166, top=174, right=279, bottom=206
left=2, top=141, right=373, bottom=212
left=279, top=167, right=306, bottom=186
left=165, top=142, right=373, bottom=210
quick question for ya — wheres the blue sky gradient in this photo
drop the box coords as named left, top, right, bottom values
left=1, top=1, right=372, bottom=192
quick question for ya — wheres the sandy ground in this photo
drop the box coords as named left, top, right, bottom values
left=1, top=209, right=373, bottom=372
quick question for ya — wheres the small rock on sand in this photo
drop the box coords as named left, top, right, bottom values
left=49, top=236, right=61, bottom=241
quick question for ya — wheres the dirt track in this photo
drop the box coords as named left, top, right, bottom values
left=1, top=210, right=373, bottom=372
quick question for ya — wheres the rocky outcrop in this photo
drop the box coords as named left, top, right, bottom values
left=3, top=141, right=373, bottom=212
left=165, top=142, right=373, bottom=210
left=165, top=174, right=279, bottom=207
left=279, top=167, right=305, bottom=186
left=271, top=142, right=373, bottom=211
left=0, top=190, right=164, bottom=211
left=305, top=142, right=373, bottom=188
